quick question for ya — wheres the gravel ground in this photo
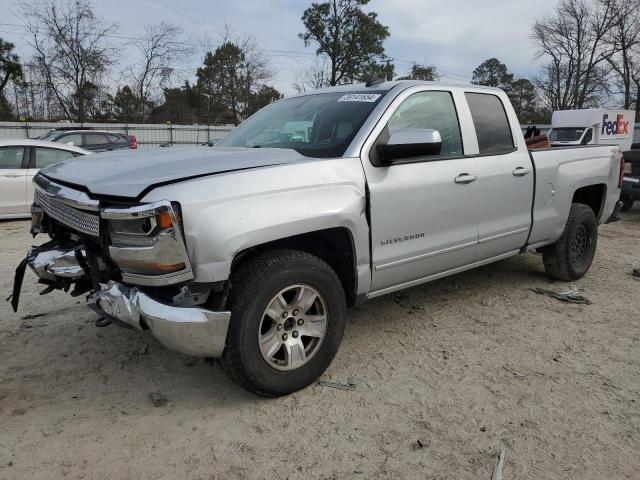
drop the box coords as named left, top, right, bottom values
left=0, top=208, right=639, bottom=480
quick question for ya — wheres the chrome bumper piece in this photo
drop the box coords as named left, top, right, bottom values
left=27, top=242, right=86, bottom=281
left=94, top=281, right=231, bottom=357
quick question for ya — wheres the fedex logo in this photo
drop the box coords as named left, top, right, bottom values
left=601, top=113, right=630, bottom=136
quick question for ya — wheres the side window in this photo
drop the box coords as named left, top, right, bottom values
left=35, top=148, right=76, bottom=168
left=0, top=146, right=25, bottom=169
left=386, top=91, right=463, bottom=159
left=465, top=93, right=514, bottom=155
left=582, top=128, right=593, bottom=144
left=106, top=134, right=121, bottom=143
left=84, top=133, right=109, bottom=145
left=59, top=133, right=83, bottom=146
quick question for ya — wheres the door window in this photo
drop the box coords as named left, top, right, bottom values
left=386, top=91, right=463, bottom=160
left=581, top=128, right=593, bottom=144
left=84, top=133, right=110, bottom=145
left=0, top=146, right=25, bottom=169
left=465, top=93, right=514, bottom=155
left=58, top=133, right=83, bottom=146
left=34, top=147, right=76, bottom=168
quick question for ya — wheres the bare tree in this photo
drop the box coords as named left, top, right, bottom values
left=603, top=0, right=640, bottom=108
left=21, top=0, right=117, bottom=122
left=532, top=0, right=617, bottom=109
left=127, top=23, right=191, bottom=121
left=293, top=57, right=331, bottom=92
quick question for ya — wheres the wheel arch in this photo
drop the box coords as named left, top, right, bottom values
left=230, top=227, right=359, bottom=307
left=572, top=183, right=607, bottom=221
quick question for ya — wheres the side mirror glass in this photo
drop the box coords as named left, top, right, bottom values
left=376, top=128, right=442, bottom=164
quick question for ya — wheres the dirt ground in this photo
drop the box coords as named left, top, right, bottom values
left=0, top=208, right=639, bottom=480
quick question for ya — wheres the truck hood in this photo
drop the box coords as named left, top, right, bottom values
left=39, top=147, right=307, bottom=198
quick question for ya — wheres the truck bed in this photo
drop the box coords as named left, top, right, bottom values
left=527, top=144, right=622, bottom=249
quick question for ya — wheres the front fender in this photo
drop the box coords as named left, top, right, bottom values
left=142, top=157, right=370, bottom=286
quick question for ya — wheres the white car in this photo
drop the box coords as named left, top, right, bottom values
left=0, top=139, right=89, bottom=219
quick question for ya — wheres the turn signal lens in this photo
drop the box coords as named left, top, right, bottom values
left=116, top=259, right=186, bottom=275
left=156, top=211, right=173, bottom=230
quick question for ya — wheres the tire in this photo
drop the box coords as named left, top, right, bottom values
left=620, top=194, right=634, bottom=212
left=220, top=249, right=347, bottom=397
left=542, top=203, right=598, bottom=281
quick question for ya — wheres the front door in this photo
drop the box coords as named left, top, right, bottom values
left=363, top=89, right=479, bottom=293
left=0, top=146, right=28, bottom=217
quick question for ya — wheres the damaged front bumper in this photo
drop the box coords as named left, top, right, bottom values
left=93, top=282, right=230, bottom=357
left=12, top=241, right=231, bottom=358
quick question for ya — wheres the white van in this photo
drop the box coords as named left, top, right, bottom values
left=548, top=109, right=635, bottom=151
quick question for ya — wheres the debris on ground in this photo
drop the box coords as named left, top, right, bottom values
left=148, top=392, right=169, bottom=407
left=502, top=366, right=528, bottom=378
left=95, top=317, right=112, bottom=328
left=413, top=439, right=426, bottom=450
left=632, top=268, right=640, bottom=280
left=492, top=449, right=506, bottom=480
left=20, top=313, right=46, bottom=320
left=318, top=381, right=356, bottom=391
left=530, top=287, right=592, bottom=305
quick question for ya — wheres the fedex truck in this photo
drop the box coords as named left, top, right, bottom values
left=548, top=109, right=635, bottom=151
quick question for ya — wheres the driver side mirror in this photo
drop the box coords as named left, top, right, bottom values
left=376, top=129, right=442, bottom=165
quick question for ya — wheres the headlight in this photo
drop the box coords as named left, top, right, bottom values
left=107, top=208, right=177, bottom=247
left=101, top=202, right=192, bottom=281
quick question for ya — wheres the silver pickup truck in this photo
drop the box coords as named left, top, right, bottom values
left=11, top=81, right=624, bottom=396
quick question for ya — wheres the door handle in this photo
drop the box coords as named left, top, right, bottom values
left=1, top=174, right=22, bottom=178
left=513, top=167, right=531, bottom=177
left=454, top=173, right=477, bottom=184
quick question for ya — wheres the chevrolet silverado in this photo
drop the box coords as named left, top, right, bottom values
left=10, top=81, right=624, bottom=396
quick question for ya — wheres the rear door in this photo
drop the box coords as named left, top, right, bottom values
left=362, top=87, right=480, bottom=293
left=83, top=133, right=113, bottom=152
left=107, top=133, right=129, bottom=150
left=465, top=92, right=534, bottom=259
left=0, top=146, right=29, bottom=217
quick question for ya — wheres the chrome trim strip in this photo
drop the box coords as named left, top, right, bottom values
left=34, top=174, right=99, bottom=211
left=102, top=203, right=171, bottom=220
left=375, top=239, right=477, bottom=271
left=478, top=227, right=529, bottom=244
left=368, top=250, right=521, bottom=299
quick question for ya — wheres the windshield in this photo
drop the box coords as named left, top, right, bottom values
left=548, top=127, right=585, bottom=142
left=216, top=91, right=386, bottom=158
left=39, top=131, right=58, bottom=141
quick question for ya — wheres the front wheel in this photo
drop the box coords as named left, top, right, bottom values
left=220, top=249, right=346, bottom=396
left=542, top=203, right=598, bottom=281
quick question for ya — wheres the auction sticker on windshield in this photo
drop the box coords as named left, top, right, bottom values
left=338, top=94, right=381, bottom=102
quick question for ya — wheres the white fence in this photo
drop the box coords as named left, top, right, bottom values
left=0, top=122, right=235, bottom=148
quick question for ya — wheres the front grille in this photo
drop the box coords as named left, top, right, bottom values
left=35, top=189, right=100, bottom=237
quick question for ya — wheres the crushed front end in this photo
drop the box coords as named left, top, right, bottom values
left=11, top=173, right=230, bottom=358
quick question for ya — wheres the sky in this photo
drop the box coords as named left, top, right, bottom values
left=0, top=0, right=560, bottom=95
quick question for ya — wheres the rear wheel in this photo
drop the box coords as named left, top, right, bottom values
left=220, top=249, right=346, bottom=396
left=620, top=194, right=635, bottom=212
left=542, top=203, right=598, bottom=281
